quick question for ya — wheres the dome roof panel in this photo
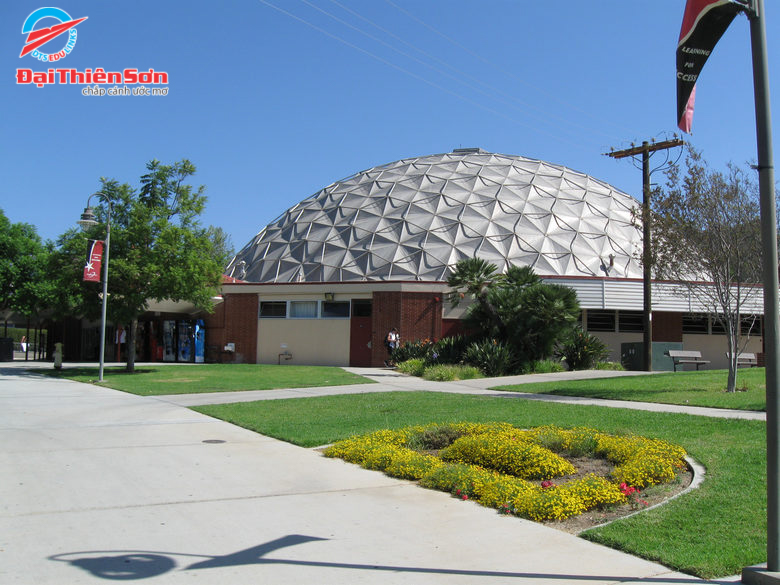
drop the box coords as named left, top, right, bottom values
left=227, top=149, right=643, bottom=281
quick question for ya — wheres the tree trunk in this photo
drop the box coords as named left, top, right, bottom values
left=725, top=323, right=738, bottom=393
left=126, top=319, right=138, bottom=373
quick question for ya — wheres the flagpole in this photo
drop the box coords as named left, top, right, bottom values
left=746, top=0, right=780, bottom=578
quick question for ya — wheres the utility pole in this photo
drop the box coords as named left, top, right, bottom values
left=606, top=138, right=684, bottom=372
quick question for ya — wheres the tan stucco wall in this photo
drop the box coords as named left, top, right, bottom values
left=591, top=331, right=642, bottom=364
left=257, top=318, right=351, bottom=366
left=680, top=334, right=763, bottom=370
left=590, top=330, right=763, bottom=370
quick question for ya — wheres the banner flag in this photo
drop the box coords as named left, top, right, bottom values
left=83, top=239, right=104, bottom=282
left=677, top=0, right=745, bottom=133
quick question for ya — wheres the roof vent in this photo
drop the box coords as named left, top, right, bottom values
left=452, top=147, right=485, bottom=154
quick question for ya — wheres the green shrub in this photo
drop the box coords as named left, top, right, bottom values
left=595, top=361, right=625, bottom=371
left=406, top=424, right=465, bottom=450
left=557, top=329, right=609, bottom=370
left=529, top=359, right=566, bottom=374
left=396, top=358, right=427, bottom=377
left=430, top=335, right=469, bottom=364
left=422, top=364, right=482, bottom=381
left=525, top=425, right=599, bottom=457
left=391, top=339, right=435, bottom=363
left=463, top=339, right=516, bottom=377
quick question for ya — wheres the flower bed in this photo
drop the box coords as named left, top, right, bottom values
left=323, top=423, right=687, bottom=523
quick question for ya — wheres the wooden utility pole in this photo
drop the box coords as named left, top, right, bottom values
left=606, top=138, right=684, bottom=371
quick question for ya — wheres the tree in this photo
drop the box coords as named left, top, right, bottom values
left=50, top=160, right=227, bottom=372
left=650, top=147, right=763, bottom=392
left=447, top=259, right=580, bottom=368
left=0, top=209, right=54, bottom=335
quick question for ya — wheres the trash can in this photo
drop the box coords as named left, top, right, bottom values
left=0, top=338, right=13, bottom=361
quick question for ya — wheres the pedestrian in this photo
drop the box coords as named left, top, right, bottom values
left=384, top=327, right=400, bottom=367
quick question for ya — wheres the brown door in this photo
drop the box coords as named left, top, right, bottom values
left=349, top=300, right=372, bottom=366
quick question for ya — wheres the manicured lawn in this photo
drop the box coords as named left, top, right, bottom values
left=195, top=391, right=766, bottom=579
left=41, top=363, right=372, bottom=395
left=494, top=368, right=767, bottom=411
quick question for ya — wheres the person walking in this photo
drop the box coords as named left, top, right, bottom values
left=384, top=327, right=400, bottom=367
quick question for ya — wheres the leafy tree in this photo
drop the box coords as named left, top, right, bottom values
left=447, top=259, right=580, bottom=369
left=649, top=147, right=763, bottom=392
left=50, top=160, right=227, bottom=371
left=0, top=209, right=54, bottom=335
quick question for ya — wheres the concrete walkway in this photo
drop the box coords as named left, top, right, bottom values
left=0, top=362, right=751, bottom=583
left=156, top=365, right=767, bottom=422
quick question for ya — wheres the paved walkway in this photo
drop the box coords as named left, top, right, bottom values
left=0, top=362, right=753, bottom=583
left=155, top=365, right=766, bottom=422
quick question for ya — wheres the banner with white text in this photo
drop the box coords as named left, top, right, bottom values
left=677, top=0, right=745, bottom=133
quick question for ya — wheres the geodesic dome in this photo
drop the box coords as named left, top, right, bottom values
left=226, top=149, right=643, bottom=283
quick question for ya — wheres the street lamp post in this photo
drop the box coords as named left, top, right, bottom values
left=77, top=193, right=112, bottom=382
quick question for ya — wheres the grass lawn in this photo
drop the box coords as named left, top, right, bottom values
left=494, top=368, right=767, bottom=411
left=41, top=363, right=372, bottom=395
left=194, top=391, right=766, bottom=579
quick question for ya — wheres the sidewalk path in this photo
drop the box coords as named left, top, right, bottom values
left=0, top=363, right=751, bottom=583
left=154, top=365, right=766, bottom=421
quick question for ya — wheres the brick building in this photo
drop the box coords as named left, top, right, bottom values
left=204, top=149, right=764, bottom=369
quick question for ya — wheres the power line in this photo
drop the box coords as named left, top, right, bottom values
left=257, top=0, right=591, bottom=152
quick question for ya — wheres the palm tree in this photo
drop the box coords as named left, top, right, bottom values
left=447, top=257, right=506, bottom=337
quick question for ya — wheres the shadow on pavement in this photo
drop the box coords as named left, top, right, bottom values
left=49, top=534, right=706, bottom=583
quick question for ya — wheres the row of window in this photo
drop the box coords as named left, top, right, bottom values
left=584, top=309, right=762, bottom=336
left=259, top=302, right=762, bottom=335
left=681, top=313, right=761, bottom=336
left=260, top=300, right=370, bottom=319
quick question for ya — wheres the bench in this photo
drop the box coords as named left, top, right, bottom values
left=665, top=350, right=711, bottom=372
left=726, top=352, right=759, bottom=367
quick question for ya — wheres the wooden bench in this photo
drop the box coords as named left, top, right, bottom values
left=726, top=352, right=759, bottom=367
left=665, top=350, right=711, bottom=372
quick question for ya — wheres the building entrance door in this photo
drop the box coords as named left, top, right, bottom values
left=349, top=300, right=372, bottom=366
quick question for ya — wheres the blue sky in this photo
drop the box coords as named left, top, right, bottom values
left=2, top=1, right=777, bottom=255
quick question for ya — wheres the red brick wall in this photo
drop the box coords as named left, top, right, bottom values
left=653, top=311, right=683, bottom=342
left=202, top=302, right=226, bottom=362
left=400, top=292, right=442, bottom=342
left=217, top=294, right=258, bottom=363
left=371, top=291, right=442, bottom=366
left=372, top=291, right=402, bottom=366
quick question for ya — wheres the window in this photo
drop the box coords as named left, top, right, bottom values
left=352, top=299, right=371, bottom=317
left=711, top=318, right=726, bottom=334
left=260, top=301, right=286, bottom=318
left=586, top=310, right=616, bottom=332
left=682, top=313, right=708, bottom=334
left=322, top=301, right=350, bottom=318
left=618, top=311, right=644, bottom=333
left=289, top=300, right=318, bottom=318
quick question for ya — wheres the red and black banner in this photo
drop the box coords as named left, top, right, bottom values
left=83, top=239, right=104, bottom=282
left=677, top=0, right=746, bottom=133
